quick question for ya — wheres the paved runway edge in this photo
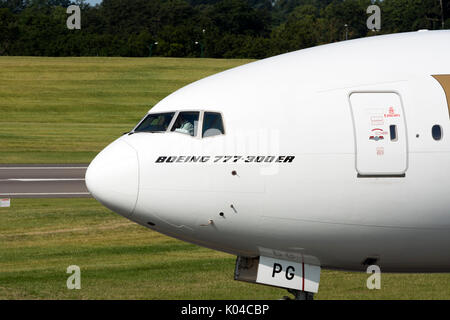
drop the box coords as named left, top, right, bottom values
left=0, top=164, right=91, bottom=198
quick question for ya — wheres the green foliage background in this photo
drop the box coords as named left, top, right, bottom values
left=0, top=0, right=449, bottom=58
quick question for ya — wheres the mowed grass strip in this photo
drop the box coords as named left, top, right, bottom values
left=0, top=199, right=449, bottom=300
left=0, top=198, right=281, bottom=299
left=0, top=57, right=253, bottom=163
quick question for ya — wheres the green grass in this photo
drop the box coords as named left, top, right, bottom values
left=1, top=199, right=449, bottom=300
left=0, top=57, right=253, bottom=163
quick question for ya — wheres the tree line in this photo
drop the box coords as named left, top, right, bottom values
left=0, top=0, right=449, bottom=58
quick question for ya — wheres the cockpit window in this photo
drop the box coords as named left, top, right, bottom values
left=134, top=112, right=175, bottom=132
left=202, top=112, right=225, bottom=137
left=171, top=111, right=199, bottom=136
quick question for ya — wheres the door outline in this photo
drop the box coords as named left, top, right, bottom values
left=348, top=90, right=410, bottom=177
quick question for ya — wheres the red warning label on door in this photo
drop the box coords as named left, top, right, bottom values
left=369, top=128, right=388, bottom=141
left=384, top=106, right=400, bottom=118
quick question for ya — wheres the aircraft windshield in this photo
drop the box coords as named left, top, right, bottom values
left=134, top=112, right=175, bottom=132
left=171, top=112, right=199, bottom=137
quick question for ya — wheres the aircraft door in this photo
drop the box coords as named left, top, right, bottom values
left=349, top=92, right=408, bottom=176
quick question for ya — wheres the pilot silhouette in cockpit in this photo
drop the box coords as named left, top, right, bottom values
left=174, top=115, right=194, bottom=136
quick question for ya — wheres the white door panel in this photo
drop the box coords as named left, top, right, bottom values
left=350, top=92, right=408, bottom=176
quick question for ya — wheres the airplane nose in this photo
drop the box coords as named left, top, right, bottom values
left=85, top=139, right=139, bottom=217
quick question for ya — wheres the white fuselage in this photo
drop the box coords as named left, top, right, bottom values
left=86, top=31, right=450, bottom=273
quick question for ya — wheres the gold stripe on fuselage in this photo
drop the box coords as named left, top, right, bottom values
left=433, top=75, right=450, bottom=118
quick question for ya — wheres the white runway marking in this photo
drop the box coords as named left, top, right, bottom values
left=0, top=192, right=91, bottom=196
left=0, top=167, right=88, bottom=170
left=2, top=178, right=85, bottom=182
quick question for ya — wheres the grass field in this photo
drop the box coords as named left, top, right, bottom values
left=1, top=198, right=449, bottom=300
left=0, top=56, right=252, bottom=164
left=1, top=57, right=449, bottom=299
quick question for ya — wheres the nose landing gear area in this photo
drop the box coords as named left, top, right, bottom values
left=234, top=256, right=320, bottom=300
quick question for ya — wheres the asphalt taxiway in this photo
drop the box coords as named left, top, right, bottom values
left=0, top=164, right=90, bottom=198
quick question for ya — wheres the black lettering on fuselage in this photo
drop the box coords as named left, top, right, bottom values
left=188, top=156, right=200, bottom=162
left=284, top=156, right=295, bottom=163
left=156, top=156, right=167, bottom=163
left=166, top=156, right=177, bottom=163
